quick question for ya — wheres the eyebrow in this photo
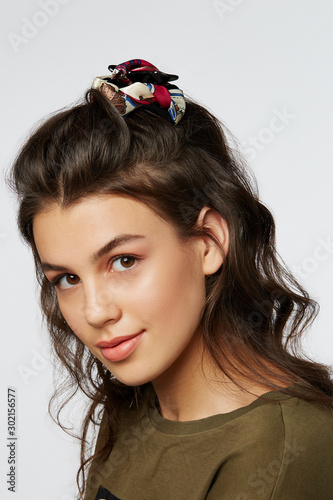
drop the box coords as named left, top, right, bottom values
left=90, top=234, right=145, bottom=263
left=41, top=234, right=146, bottom=272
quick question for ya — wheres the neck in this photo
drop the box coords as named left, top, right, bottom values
left=152, top=335, right=268, bottom=422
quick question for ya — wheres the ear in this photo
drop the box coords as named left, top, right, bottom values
left=195, top=207, right=229, bottom=276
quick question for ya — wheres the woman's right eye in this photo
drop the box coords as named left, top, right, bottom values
left=54, top=274, right=81, bottom=289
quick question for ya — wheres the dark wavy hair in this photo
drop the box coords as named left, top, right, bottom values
left=9, top=89, right=333, bottom=498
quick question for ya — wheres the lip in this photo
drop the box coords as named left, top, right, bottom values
left=96, top=330, right=145, bottom=362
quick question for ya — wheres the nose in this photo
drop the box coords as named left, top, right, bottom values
left=84, top=281, right=122, bottom=327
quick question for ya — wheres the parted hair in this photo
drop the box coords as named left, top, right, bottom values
left=9, top=89, right=333, bottom=498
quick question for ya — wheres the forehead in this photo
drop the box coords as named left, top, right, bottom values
left=32, top=195, right=179, bottom=261
left=34, top=194, right=167, bottom=230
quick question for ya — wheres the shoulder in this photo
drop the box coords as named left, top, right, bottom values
left=207, top=396, right=333, bottom=500
left=278, top=394, right=333, bottom=442
left=271, top=397, right=333, bottom=499
left=223, top=391, right=333, bottom=450
left=257, top=393, right=333, bottom=445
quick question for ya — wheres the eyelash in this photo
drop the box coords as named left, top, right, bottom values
left=50, top=254, right=139, bottom=288
left=109, top=254, right=139, bottom=273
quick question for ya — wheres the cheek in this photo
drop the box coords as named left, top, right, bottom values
left=129, top=252, right=206, bottom=324
left=57, top=294, right=87, bottom=340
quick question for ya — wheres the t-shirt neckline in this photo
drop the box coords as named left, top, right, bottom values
left=148, top=388, right=292, bottom=435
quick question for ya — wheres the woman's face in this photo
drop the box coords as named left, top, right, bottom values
left=33, top=195, right=212, bottom=387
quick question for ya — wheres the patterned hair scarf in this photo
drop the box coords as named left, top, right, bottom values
left=91, top=59, right=186, bottom=125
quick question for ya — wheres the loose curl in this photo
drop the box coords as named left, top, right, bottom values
left=9, top=89, right=333, bottom=498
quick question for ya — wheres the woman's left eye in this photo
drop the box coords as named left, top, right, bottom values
left=111, top=255, right=137, bottom=272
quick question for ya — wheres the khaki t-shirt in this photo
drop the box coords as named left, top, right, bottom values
left=84, top=390, right=333, bottom=499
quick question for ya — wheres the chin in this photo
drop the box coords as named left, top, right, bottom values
left=102, top=363, right=154, bottom=387
left=112, top=372, right=155, bottom=387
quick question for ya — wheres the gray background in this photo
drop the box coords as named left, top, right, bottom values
left=1, top=1, right=332, bottom=498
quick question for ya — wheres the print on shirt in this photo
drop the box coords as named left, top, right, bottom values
left=94, top=485, right=121, bottom=500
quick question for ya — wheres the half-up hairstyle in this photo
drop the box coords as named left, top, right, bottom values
left=9, top=89, right=333, bottom=498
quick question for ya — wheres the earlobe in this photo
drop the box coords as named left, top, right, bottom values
left=196, top=207, right=229, bottom=276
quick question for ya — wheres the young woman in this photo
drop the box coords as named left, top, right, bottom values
left=10, top=59, right=333, bottom=499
